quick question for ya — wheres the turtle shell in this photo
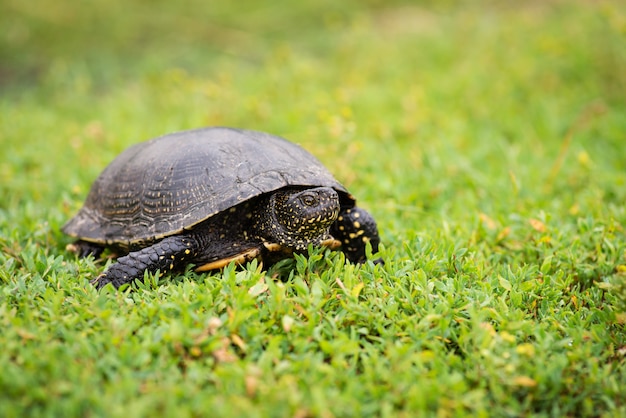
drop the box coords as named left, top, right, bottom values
left=63, top=127, right=354, bottom=245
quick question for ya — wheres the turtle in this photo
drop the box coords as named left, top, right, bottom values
left=63, top=127, right=381, bottom=289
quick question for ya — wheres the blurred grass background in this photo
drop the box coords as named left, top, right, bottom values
left=1, top=0, right=625, bottom=416
left=2, top=0, right=624, bottom=221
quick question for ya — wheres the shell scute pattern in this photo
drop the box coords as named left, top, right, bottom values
left=63, top=127, right=348, bottom=245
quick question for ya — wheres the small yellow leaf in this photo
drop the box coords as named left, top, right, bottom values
left=512, top=376, right=537, bottom=387
left=189, top=346, right=202, bottom=358
left=516, top=343, right=536, bottom=357
left=500, top=331, right=516, bottom=343
left=529, top=218, right=547, bottom=232
left=351, top=282, right=365, bottom=298
left=496, top=226, right=511, bottom=242
left=17, top=328, right=37, bottom=340
left=418, top=350, right=436, bottom=361
left=538, top=235, right=551, bottom=244
left=577, top=150, right=592, bottom=168
left=479, top=213, right=497, bottom=230
left=231, top=334, right=247, bottom=352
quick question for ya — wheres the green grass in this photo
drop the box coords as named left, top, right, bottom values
left=1, top=0, right=625, bottom=416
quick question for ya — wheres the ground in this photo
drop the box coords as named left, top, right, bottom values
left=0, top=0, right=625, bottom=416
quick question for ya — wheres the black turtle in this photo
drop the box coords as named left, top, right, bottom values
left=63, top=127, right=381, bottom=289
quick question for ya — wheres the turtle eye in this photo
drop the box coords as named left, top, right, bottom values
left=300, top=193, right=318, bottom=207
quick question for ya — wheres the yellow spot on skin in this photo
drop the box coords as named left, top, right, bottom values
left=170, top=263, right=174, bottom=270
left=339, top=226, right=345, bottom=231
left=185, top=249, right=191, bottom=254
left=353, top=221, right=361, bottom=229
left=353, top=212, right=360, bottom=218
left=338, top=216, right=344, bottom=221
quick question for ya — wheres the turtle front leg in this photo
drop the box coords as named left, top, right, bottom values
left=92, top=235, right=199, bottom=289
left=331, top=206, right=382, bottom=264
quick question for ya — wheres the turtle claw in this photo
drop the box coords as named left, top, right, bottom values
left=67, top=240, right=105, bottom=259
left=90, top=271, right=126, bottom=290
left=90, top=274, right=107, bottom=289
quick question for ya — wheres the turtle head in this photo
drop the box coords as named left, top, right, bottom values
left=256, top=187, right=340, bottom=250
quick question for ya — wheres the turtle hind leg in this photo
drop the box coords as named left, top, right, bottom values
left=93, top=235, right=200, bottom=289
left=66, top=240, right=105, bottom=259
left=331, top=206, right=382, bottom=264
